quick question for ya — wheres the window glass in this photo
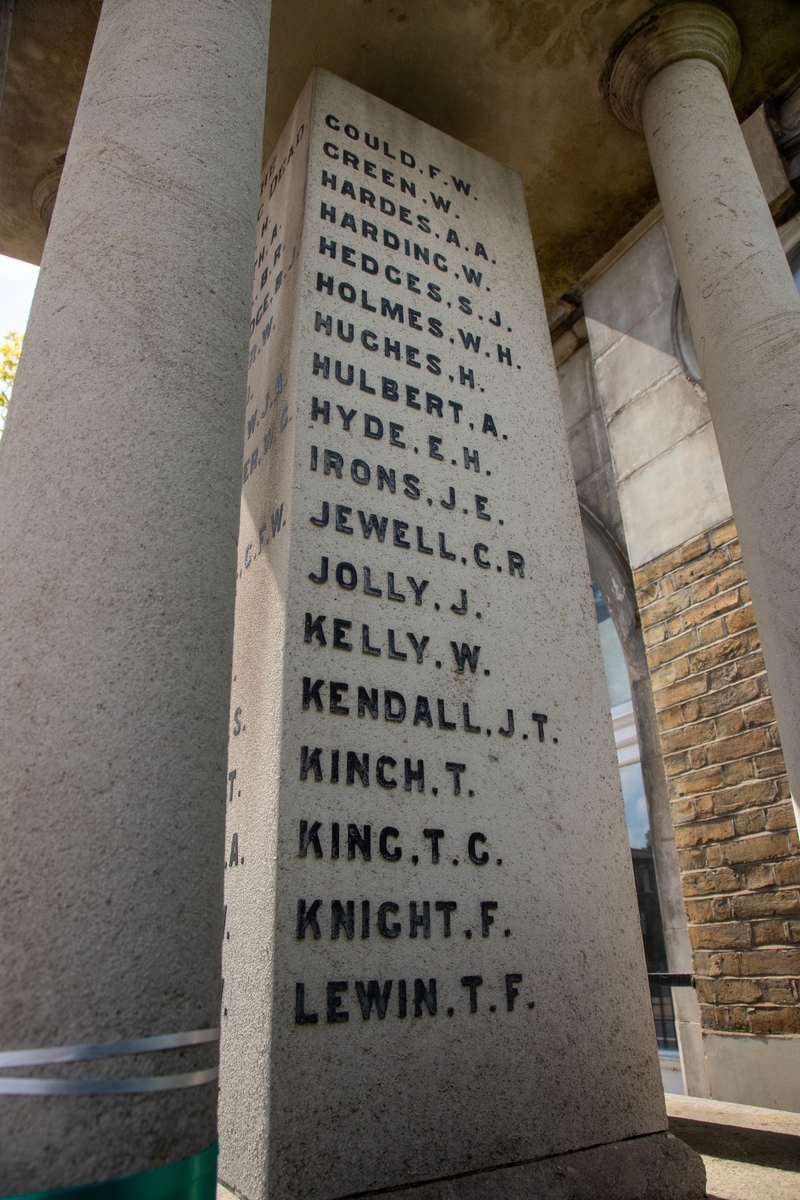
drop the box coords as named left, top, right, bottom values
left=789, top=241, right=800, bottom=292
left=620, top=759, right=649, bottom=851
left=593, top=583, right=631, bottom=708
left=593, top=579, right=678, bottom=1053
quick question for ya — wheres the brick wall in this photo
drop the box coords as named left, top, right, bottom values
left=634, top=517, right=800, bottom=1036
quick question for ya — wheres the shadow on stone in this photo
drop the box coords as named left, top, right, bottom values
left=670, top=1115, right=800, bottom=1174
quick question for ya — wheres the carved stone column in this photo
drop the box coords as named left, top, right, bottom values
left=0, top=0, right=270, bottom=1192
left=604, top=3, right=800, bottom=822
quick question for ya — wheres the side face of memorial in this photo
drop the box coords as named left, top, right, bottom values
left=220, top=69, right=665, bottom=1200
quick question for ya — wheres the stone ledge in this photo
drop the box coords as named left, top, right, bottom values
left=219, top=1132, right=704, bottom=1200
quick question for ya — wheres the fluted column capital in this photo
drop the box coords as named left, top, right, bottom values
left=601, top=2, right=741, bottom=130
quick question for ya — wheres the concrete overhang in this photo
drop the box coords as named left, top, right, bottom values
left=1, top=0, right=799, bottom=305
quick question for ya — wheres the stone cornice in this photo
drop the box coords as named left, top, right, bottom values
left=601, top=2, right=741, bottom=131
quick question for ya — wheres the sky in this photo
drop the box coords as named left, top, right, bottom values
left=0, top=254, right=40, bottom=339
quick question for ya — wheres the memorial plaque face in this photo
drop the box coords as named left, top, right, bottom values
left=220, top=69, right=665, bottom=1200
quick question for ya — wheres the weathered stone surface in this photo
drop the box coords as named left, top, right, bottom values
left=0, top=0, right=270, bottom=1191
left=219, top=69, right=674, bottom=1199
left=220, top=1132, right=705, bottom=1199
left=369, top=1132, right=705, bottom=1198
left=640, top=47, right=800, bottom=919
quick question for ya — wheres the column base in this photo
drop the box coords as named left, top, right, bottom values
left=353, top=1132, right=705, bottom=1199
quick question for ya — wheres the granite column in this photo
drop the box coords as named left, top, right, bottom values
left=0, top=0, right=270, bottom=1192
left=605, top=2, right=800, bottom=817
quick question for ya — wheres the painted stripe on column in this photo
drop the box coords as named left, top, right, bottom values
left=2, top=1141, right=218, bottom=1199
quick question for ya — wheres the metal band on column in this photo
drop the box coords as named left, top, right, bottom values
left=0, top=1029, right=219, bottom=1095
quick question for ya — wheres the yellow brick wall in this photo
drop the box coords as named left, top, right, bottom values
left=634, top=518, right=800, bottom=1035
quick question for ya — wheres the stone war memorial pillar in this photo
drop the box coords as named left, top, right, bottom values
left=219, top=69, right=704, bottom=1199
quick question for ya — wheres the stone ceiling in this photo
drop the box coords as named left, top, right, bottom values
left=2, top=0, right=798, bottom=305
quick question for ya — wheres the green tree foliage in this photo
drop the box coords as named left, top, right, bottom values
left=0, top=331, right=22, bottom=432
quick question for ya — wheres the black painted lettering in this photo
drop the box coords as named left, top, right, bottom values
left=302, top=677, right=325, bottom=712
left=387, top=573, right=406, bottom=601
left=335, top=505, right=354, bottom=534
left=295, top=982, right=318, bottom=1025
left=499, top=709, right=515, bottom=737
left=423, top=828, right=444, bottom=863
left=468, top=832, right=489, bottom=865
left=378, top=464, right=397, bottom=491
left=438, top=699, right=457, bottom=731
left=393, top=520, right=411, bottom=549
left=359, top=510, right=388, bottom=541
left=311, top=396, right=330, bottom=423
left=451, top=641, right=480, bottom=673
left=508, top=551, right=525, bottom=578
left=445, top=761, right=466, bottom=794
left=373, top=749, right=397, bottom=787
left=406, top=577, right=429, bottom=605
left=461, top=975, right=483, bottom=1013
left=436, top=900, right=457, bottom=937
left=365, top=413, right=383, bottom=440
left=409, top=901, right=430, bottom=938
left=505, top=974, right=523, bottom=1012
left=297, top=898, right=322, bottom=939
left=346, top=750, right=369, bottom=785
left=358, top=685, right=379, bottom=717
left=299, top=819, right=323, bottom=858
left=463, top=703, right=481, bottom=733
left=379, top=825, right=401, bottom=858
left=406, top=632, right=429, bottom=663
left=363, top=567, right=382, bottom=597
left=323, top=448, right=343, bottom=477
left=384, top=689, right=406, bottom=721
left=404, top=757, right=425, bottom=791
left=378, top=901, right=401, bottom=938
left=333, top=617, right=352, bottom=651
left=387, top=630, right=407, bottom=661
left=414, top=978, right=437, bottom=1017
left=327, top=981, right=349, bottom=1023
left=336, top=561, right=358, bottom=590
left=356, top=979, right=392, bottom=1019
left=480, top=901, right=498, bottom=937
left=331, top=899, right=355, bottom=939
left=361, top=625, right=381, bottom=658
left=304, top=613, right=327, bottom=646
left=300, top=745, right=323, bottom=781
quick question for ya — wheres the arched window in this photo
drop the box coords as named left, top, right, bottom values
left=592, top=578, right=679, bottom=1060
